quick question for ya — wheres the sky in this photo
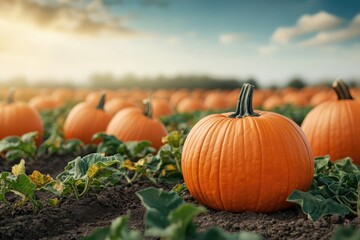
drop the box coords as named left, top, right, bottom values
left=0, top=0, right=359, bottom=86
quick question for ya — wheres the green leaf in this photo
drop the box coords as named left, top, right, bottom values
left=136, top=187, right=185, bottom=231
left=124, top=141, right=154, bottom=158
left=287, top=190, right=350, bottom=221
left=197, top=228, right=263, bottom=240
left=82, top=215, right=142, bottom=240
left=331, top=226, right=360, bottom=240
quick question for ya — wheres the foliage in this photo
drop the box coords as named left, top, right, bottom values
left=286, top=78, right=307, bottom=89
left=0, top=132, right=38, bottom=161
left=0, top=160, right=41, bottom=210
left=331, top=226, right=360, bottom=240
left=84, top=187, right=263, bottom=240
left=265, top=105, right=312, bottom=125
left=46, top=153, right=123, bottom=199
left=288, top=156, right=360, bottom=221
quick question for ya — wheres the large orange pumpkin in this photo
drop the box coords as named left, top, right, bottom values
left=302, top=79, right=360, bottom=164
left=0, top=91, right=43, bottom=145
left=181, top=84, right=314, bottom=213
left=64, top=94, right=112, bottom=144
left=106, top=99, right=168, bottom=150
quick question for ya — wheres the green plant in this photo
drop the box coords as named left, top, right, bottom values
left=0, top=132, right=38, bottom=161
left=288, top=156, right=359, bottom=221
left=84, top=187, right=262, bottom=240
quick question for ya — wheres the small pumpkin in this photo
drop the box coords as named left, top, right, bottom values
left=64, top=94, right=112, bottom=144
left=204, top=92, right=229, bottom=110
left=29, top=95, right=59, bottom=111
left=151, top=98, right=173, bottom=118
left=104, top=98, right=137, bottom=116
left=302, top=79, right=360, bottom=164
left=0, top=90, right=43, bottom=145
left=181, top=83, right=314, bottom=213
left=106, top=99, right=168, bottom=150
left=177, top=97, right=204, bottom=113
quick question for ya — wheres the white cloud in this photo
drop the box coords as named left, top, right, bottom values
left=300, top=13, right=360, bottom=46
left=272, top=11, right=342, bottom=43
left=219, top=33, right=248, bottom=44
left=258, top=45, right=278, bottom=56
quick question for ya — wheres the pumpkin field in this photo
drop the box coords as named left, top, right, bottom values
left=0, top=79, right=359, bottom=240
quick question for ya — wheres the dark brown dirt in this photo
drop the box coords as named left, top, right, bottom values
left=0, top=156, right=359, bottom=240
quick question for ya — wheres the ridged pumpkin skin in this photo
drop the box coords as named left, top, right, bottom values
left=302, top=80, right=360, bottom=164
left=106, top=104, right=168, bottom=150
left=64, top=95, right=112, bottom=144
left=181, top=84, right=314, bottom=213
left=0, top=102, right=43, bottom=145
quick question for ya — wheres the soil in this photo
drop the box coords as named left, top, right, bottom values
left=0, top=155, right=359, bottom=240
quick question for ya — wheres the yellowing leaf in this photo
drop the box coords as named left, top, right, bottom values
left=135, top=159, right=145, bottom=167
left=48, top=197, right=59, bottom=207
left=53, top=181, right=64, bottom=193
left=165, top=164, right=176, bottom=171
left=28, top=170, right=54, bottom=188
left=87, top=164, right=100, bottom=179
left=122, top=159, right=137, bottom=171
left=12, top=159, right=25, bottom=176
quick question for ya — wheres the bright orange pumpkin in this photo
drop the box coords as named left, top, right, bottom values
left=302, top=79, right=360, bottom=164
left=177, top=97, right=204, bottom=113
left=29, top=95, right=59, bottom=111
left=151, top=98, right=173, bottom=118
left=63, top=94, right=112, bottom=144
left=204, top=92, right=229, bottom=110
left=106, top=100, right=168, bottom=150
left=0, top=91, right=43, bottom=145
left=104, top=98, right=137, bottom=116
left=182, top=84, right=314, bottom=212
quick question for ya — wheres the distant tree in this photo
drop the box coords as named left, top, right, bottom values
left=246, top=78, right=260, bottom=89
left=287, top=78, right=307, bottom=89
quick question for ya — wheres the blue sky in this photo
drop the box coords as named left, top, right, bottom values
left=0, top=0, right=359, bottom=86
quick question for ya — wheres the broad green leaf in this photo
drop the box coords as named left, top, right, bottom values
left=331, top=226, right=360, bottom=240
left=136, top=187, right=184, bottom=231
left=8, top=174, right=37, bottom=199
left=82, top=215, right=142, bottom=240
left=197, top=228, right=263, bottom=240
left=287, top=190, right=350, bottom=221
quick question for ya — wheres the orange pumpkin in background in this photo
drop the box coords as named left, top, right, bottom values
left=302, top=79, right=360, bottom=164
left=0, top=90, right=43, bottom=145
left=177, top=97, right=204, bottom=113
left=204, top=92, right=228, bottom=110
left=104, top=98, right=138, bottom=116
left=29, top=95, right=59, bottom=111
left=282, top=92, right=308, bottom=106
left=106, top=99, right=168, bottom=150
left=64, top=94, right=112, bottom=144
left=182, top=84, right=313, bottom=212
left=262, top=95, right=283, bottom=110
left=151, top=98, right=173, bottom=117
left=170, top=90, right=189, bottom=107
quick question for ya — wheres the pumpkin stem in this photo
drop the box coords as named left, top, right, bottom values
left=332, top=79, right=353, bottom=100
left=143, top=99, right=152, bottom=118
left=96, top=93, right=106, bottom=110
left=229, top=83, right=259, bottom=118
left=6, top=88, right=15, bottom=104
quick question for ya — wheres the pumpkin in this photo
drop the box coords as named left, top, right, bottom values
left=0, top=90, right=43, bottom=145
left=282, top=92, right=308, bottom=106
left=104, top=98, right=137, bottom=116
left=262, top=95, right=283, bottom=110
left=177, top=97, right=204, bottom=113
left=106, top=99, right=168, bottom=150
left=29, top=95, right=59, bottom=111
left=302, top=79, right=360, bottom=164
left=181, top=83, right=314, bottom=212
left=151, top=98, right=173, bottom=118
left=204, top=92, right=229, bottom=110
left=64, top=94, right=112, bottom=144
